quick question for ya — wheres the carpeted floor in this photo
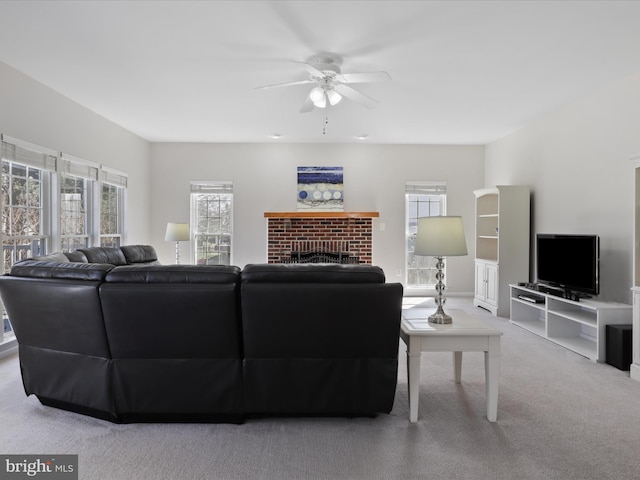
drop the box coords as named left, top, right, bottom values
left=1, top=297, right=639, bottom=480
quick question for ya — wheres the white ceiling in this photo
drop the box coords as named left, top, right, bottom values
left=0, top=0, right=639, bottom=145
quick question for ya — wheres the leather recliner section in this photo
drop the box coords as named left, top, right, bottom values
left=240, top=263, right=403, bottom=416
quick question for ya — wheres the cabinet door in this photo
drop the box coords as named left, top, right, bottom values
left=485, top=263, right=499, bottom=306
left=475, top=262, right=486, bottom=298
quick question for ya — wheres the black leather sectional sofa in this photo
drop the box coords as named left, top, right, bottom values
left=0, top=246, right=403, bottom=423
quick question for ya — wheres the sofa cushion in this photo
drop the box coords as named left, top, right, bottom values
left=105, top=264, right=241, bottom=284
left=120, top=245, right=160, bottom=265
left=9, top=261, right=114, bottom=281
left=241, top=263, right=386, bottom=284
left=78, top=247, right=128, bottom=266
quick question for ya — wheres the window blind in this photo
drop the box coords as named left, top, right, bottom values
left=99, top=166, right=128, bottom=188
left=190, top=181, right=233, bottom=194
left=405, top=181, right=447, bottom=195
left=58, top=153, right=99, bottom=180
left=1, top=135, right=57, bottom=171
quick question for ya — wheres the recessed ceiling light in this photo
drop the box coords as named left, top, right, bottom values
left=355, top=134, right=369, bottom=140
left=271, top=133, right=283, bottom=139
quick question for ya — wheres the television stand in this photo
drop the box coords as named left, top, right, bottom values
left=519, top=283, right=592, bottom=301
left=509, top=284, right=631, bottom=362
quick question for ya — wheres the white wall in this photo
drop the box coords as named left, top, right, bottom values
left=150, top=143, right=484, bottom=293
left=0, top=61, right=151, bottom=243
left=485, top=72, right=640, bottom=303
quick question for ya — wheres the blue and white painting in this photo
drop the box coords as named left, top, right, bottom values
left=297, top=166, right=344, bottom=211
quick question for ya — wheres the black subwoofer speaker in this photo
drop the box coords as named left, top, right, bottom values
left=606, top=324, right=632, bottom=371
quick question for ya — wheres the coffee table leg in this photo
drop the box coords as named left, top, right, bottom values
left=453, top=351, right=462, bottom=383
left=484, top=336, right=501, bottom=422
left=407, top=336, right=421, bottom=423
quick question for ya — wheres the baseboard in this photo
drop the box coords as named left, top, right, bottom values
left=0, top=337, right=18, bottom=359
left=630, top=363, right=640, bottom=382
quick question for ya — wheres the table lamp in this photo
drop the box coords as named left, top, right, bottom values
left=165, top=222, right=190, bottom=264
left=414, top=216, right=468, bottom=324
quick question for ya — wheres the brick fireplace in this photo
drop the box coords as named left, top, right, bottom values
left=265, top=212, right=379, bottom=264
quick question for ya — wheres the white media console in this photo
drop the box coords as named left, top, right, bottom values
left=509, top=284, right=632, bottom=362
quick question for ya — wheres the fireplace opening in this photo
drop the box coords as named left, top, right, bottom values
left=280, top=241, right=360, bottom=264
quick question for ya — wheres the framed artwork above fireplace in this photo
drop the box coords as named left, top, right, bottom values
left=297, top=166, right=343, bottom=211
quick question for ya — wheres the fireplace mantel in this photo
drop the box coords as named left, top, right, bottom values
left=264, top=211, right=379, bottom=218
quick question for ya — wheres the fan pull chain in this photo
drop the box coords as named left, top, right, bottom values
left=322, top=115, right=328, bottom=135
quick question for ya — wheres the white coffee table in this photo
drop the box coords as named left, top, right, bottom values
left=400, top=308, right=503, bottom=423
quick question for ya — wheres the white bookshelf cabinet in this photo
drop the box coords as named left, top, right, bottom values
left=510, top=284, right=632, bottom=362
left=473, top=186, right=530, bottom=317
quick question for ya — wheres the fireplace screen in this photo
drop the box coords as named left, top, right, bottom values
left=281, top=241, right=360, bottom=264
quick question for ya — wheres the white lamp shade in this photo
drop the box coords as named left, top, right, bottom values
left=414, top=216, right=468, bottom=256
left=309, top=87, right=324, bottom=103
left=165, top=222, right=190, bottom=242
left=326, top=89, right=342, bottom=106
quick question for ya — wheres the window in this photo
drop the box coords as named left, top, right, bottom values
left=1, top=138, right=56, bottom=273
left=405, top=182, right=446, bottom=288
left=1, top=136, right=57, bottom=343
left=190, top=182, right=233, bottom=265
left=2, top=161, right=47, bottom=270
left=58, top=155, right=98, bottom=252
left=59, top=174, right=89, bottom=251
left=99, top=168, right=127, bottom=247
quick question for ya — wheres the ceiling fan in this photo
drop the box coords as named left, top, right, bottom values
left=255, top=56, right=391, bottom=113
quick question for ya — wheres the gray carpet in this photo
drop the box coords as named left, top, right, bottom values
left=1, top=297, right=640, bottom=480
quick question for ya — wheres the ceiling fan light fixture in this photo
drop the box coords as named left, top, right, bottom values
left=326, top=89, right=342, bottom=106
left=309, top=87, right=326, bottom=108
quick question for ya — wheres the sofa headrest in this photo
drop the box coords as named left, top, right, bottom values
left=120, top=245, right=160, bottom=265
left=9, top=261, right=114, bottom=281
left=78, top=247, right=128, bottom=266
left=241, top=263, right=386, bottom=284
left=64, top=250, right=89, bottom=262
left=105, top=265, right=241, bottom=284
left=28, top=252, right=71, bottom=263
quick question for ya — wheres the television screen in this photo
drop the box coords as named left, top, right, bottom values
left=536, top=234, right=599, bottom=296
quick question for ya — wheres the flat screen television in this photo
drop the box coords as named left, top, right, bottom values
left=536, top=234, right=600, bottom=296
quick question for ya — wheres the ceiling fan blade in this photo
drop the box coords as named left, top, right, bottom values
left=337, top=71, right=391, bottom=83
left=254, top=79, right=315, bottom=90
left=334, top=84, right=379, bottom=109
left=299, top=94, right=314, bottom=113
left=303, top=63, right=325, bottom=78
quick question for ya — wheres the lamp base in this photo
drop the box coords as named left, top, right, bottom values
left=428, top=256, right=453, bottom=324
left=174, top=241, right=181, bottom=265
left=428, top=305, right=452, bottom=324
